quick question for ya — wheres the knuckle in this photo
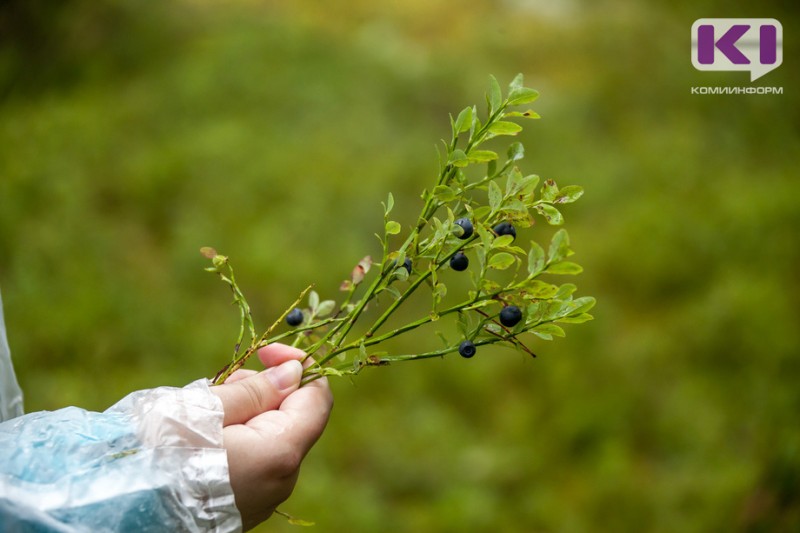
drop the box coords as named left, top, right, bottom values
left=240, top=379, right=267, bottom=413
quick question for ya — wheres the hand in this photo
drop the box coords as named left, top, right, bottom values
left=211, top=344, right=333, bottom=530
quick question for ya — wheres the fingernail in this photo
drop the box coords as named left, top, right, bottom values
left=266, top=360, right=303, bottom=391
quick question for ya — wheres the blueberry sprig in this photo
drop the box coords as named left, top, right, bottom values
left=204, top=74, right=595, bottom=386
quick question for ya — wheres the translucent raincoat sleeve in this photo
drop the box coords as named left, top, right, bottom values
left=0, top=290, right=243, bottom=532
left=0, top=290, right=24, bottom=423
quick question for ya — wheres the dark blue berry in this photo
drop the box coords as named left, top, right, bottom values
left=402, top=258, right=412, bottom=274
left=458, top=340, right=477, bottom=358
left=449, top=252, right=469, bottom=271
left=499, top=305, right=523, bottom=327
left=286, top=308, right=304, bottom=327
left=493, top=221, right=517, bottom=240
left=454, top=218, right=474, bottom=240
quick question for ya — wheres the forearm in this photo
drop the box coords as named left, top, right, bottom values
left=0, top=380, right=241, bottom=533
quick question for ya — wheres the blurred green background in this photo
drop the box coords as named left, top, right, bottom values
left=1, top=1, right=798, bottom=531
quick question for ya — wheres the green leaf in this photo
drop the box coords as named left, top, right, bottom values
left=488, top=252, right=515, bottom=270
left=475, top=223, right=493, bottom=250
left=433, top=282, right=447, bottom=302
left=504, top=110, right=541, bottom=119
left=527, top=241, right=545, bottom=276
left=480, top=278, right=502, bottom=294
left=464, top=298, right=499, bottom=311
left=485, top=322, right=502, bottom=334
left=394, top=265, right=409, bottom=281
left=457, top=311, right=469, bottom=337
left=487, top=74, right=502, bottom=114
left=507, top=142, right=524, bottom=162
left=547, top=229, right=570, bottom=264
left=568, top=296, right=597, bottom=315
left=545, top=261, right=583, bottom=275
left=436, top=331, right=450, bottom=347
left=554, top=185, right=584, bottom=204
left=487, top=158, right=497, bottom=178
left=531, top=323, right=565, bottom=337
left=491, top=234, right=515, bottom=249
left=520, top=174, right=540, bottom=197
left=316, top=300, right=336, bottom=317
left=469, top=105, right=480, bottom=136
left=557, top=313, right=594, bottom=324
left=308, top=290, right=319, bottom=312
left=526, top=301, right=543, bottom=322
left=521, top=279, right=559, bottom=299
left=448, top=149, right=469, bottom=167
left=536, top=204, right=564, bottom=225
left=454, top=106, right=473, bottom=134
left=430, top=217, right=447, bottom=243
left=473, top=243, right=486, bottom=270
left=507, top=87, right=540, bottom=106
left=540, top=300, right=570, bottom=321
left=383, top=192, right=395, bottom=216
left=541, top=179, right=559, bottom=202
left=488, top=181, right=503, bottom=212
left=502, top=198, right=528, bottom=215
left=506, top=167, right=524, bottom=196
left=384, top=286, right=403, bottom=300
left=472, top=205, right=492, bottom=221
left=467, top=150, right=498, bottom=163
left=432, top=184, right=458, bottom=202
left=508, top=214, right=534, bottom=229
left=508, top=73, right=524, bottom=92
left=487, top=121, right=523, bottom=136
left=445, top=205, right=456, bottom=224
left=385, top=220, right=401, bottom=235
left=554, top=283, right=578, bottom=300
left=507, top=245, right=527, bottom=256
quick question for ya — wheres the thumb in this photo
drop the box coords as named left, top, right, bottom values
left=212, top=359, right=303, bottom=426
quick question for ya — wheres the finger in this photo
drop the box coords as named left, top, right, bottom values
left=247, top=373, right=333, bottom=457
left=282, top=376, right=333, bottom=452
left=224, top=369, right=258, bottom=384
left=212, top=360, right=303, bottom=426
left=257, top=343, right=307, bottom=368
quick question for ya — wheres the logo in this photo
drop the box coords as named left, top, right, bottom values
left=691, top=18, right=782, bottom=81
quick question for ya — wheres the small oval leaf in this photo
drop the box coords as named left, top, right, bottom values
left=488, top=252, right=515, bottom=270
left=488, top=121, right=523, bottom=136
left=545, top=261, right=583, bottom=275
left=385, top=221, right=402, bottom=235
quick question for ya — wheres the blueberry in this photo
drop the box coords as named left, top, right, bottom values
left=493, top=221, right=517, bottom=240
left=402, top=258, right=412, bottom=274
left=458, top=340, right=477, bottom=358
left=499, top=305, right=523, bottom=327
left=454, top=218, right=474, bottom=240
left=449, top=252, right=469, bottom=271
left=286, top=308, right=304, bottom=327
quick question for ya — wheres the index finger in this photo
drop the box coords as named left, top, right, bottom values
left=257, top=343, right=306, bottom=367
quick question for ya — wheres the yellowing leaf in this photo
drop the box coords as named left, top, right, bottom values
left=385, top=221, right=401, bottom=235
left=488, top=252, right=515, bottom=270
left=545, top=261, right=583, bottom=275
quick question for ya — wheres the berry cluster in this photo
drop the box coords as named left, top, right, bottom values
left=204, top=74, right=595, bottom=385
